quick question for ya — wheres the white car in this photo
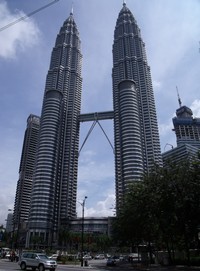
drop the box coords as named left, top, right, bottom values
left=49, top=254, right=58, bottom=260
left=18, top=252, right=57, bottom=271
left=95, top=254, right=105, bottom=259
left=5, top=252, right=11, bottom=259
left=83, top=254, right=92, bottom=260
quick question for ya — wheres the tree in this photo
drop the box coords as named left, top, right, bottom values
left=113, top=158, right=200, bottom=265
left=95, top=233, right=111, bottom=252
left=113, top=180, right=158, bottom=258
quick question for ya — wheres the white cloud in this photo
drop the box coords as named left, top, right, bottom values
left=159, top=120, right=173, bottom=137
left=0, top=145, right=20, bottom=225
left=146, top=0, right=200, bottom=85
left=0, top=1, right=41, bottom=59
left=158, top=119, right=176, bottom=151
left=191, top=99, right=200, bottom=117
left=77, top=192, right=115, bottom=217
left=77, top=156, right=115, bottom=218
left=79, top=149, right=96, bottom=164
left=79, top=158, right=114, bottom=184
left=0, top=184, right=16, bottom=226
left=153, top=80, right=162, bottom=91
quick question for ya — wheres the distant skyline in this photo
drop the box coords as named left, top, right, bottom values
left=0, top=0, right=200, bottom=225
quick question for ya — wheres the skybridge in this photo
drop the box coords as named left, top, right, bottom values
left=78, top=110, right=114, bottom=155
left=79, top=111, right=114, bottom=122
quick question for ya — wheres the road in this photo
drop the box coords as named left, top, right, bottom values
left=0, top=258, right=116, bottom=271
left=2, top=258, right=200, bottom=271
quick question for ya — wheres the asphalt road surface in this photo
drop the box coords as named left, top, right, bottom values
left=0, top=258, right=119, bottom=271
left=2, top=258, right=200, bottom=271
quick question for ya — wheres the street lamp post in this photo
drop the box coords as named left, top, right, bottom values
left=80, top=196, right=87, bottom=267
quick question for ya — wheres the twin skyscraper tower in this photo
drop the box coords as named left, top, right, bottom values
left=14, top=2, right=162, bottom=247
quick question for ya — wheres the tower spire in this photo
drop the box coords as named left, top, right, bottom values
left=176, top=86, right=182, bottom=107
left=123, top=0, right=126, bottom=6
left=70, top=1, right=74, bottom=15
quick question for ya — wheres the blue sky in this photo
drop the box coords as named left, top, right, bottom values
left=0, top=0, right=200, bottom=225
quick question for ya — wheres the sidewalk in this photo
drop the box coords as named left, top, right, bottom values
left=58, top=265, right=95, bottom=269
left=131, top=264, right=200, bottom=271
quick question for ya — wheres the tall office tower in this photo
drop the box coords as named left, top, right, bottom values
left=112, top=3, right=162, bottom=209
left=172, top=98, right=200, bottom=148
left=163, top=96, right=200, bottom=165
left=13, top=114, right=40, bottom=244
left=6, top=212, right=13, bottom=233
left=26, top=10, right=82, bottom=247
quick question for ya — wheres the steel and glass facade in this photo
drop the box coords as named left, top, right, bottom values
left=112, top=3, right=162, bottom=210
left=13, top=114, right=40, bottom=240
left=14, top=3, right=163, bottom=247
left=173, top=105, right=200, bottom=148
left=26, top=11, right=82, bottom=247
left=162, top=144, right=200, bottom=165
left=163, top=104, right=200, bottom=165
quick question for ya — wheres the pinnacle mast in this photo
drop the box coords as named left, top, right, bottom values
left=176, top=86, right=182, bottom=107
left=70, top=2, right=74, bottom=15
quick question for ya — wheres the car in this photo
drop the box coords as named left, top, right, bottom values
left=18, top=252, right=57, bottom=271
left=129, top=253, right=141, bottom=262
left=1, top=247, right=10, bottom=258
left=94, top=254, right=105, bottom=259
left=5, top=252, right=11, bottom=259
left=49, top=254, right=58, bottom=260
left=106, top=257, right=116, bottom=266
left=83, top=254, right=92, bottom=260
left=112, top=255, right=120, bottom=262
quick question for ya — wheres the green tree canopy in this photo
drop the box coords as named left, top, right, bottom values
left=112, top=159, right=200, bottom=264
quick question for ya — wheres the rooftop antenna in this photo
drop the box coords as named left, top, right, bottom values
left=176, top=86, right=182, bottom=107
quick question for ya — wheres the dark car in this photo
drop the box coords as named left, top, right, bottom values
left=106, top=257, right=116, bottom=266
